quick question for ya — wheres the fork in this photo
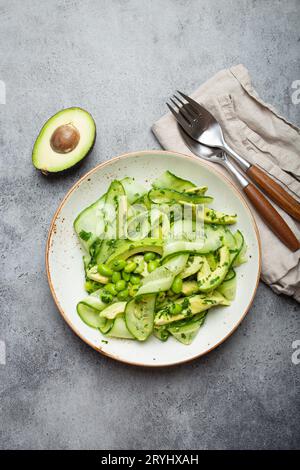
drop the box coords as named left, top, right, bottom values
left=167, top=95, right=300, bottom=251
left=167, top=91, right=300, bottom=223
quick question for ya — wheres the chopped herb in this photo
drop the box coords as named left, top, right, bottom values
left=79, top=230, right=92, bottom=241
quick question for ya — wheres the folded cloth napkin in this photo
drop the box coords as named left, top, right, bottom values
left=152, top=64, right=300, bottom=302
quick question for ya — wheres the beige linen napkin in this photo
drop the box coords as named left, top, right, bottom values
left=152, top=64, right=300, bottom=301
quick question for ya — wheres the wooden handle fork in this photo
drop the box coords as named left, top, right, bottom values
left=244, top=182, right=300, bottom=251
left=246, top=165, right=300, bottom=222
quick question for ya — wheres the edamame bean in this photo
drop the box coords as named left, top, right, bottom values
left=115, top=280, right=127, bottom=292
left=171, top=276, right=183, bottom=294
left=124, top=261, right=137, bottom=273
left=111, top=271, right=121, bottom=284
left=130, top=274, right=141, bottom=285
left=148, top=260, right=159, bottom=272
left=144, top=252, right=156, bottom=262
left=97, top=263, right=113, bottom=277
left=105, top=283, right=117, bottom=296
left=122, top=271, right=130, bottom=281
left=170, top=303, right=183, bottom=315
left=117, top=289, right=129, bottom=301
left=112, top=259, right=126, bottom=271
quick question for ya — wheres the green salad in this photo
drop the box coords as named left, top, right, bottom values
left=74, top=171, right=247, bottom=345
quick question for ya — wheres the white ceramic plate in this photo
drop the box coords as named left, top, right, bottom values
left=46, top=151, right=261, bottom=367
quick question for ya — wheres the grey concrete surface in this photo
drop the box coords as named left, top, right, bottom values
left=0, top=0, right=299, bottom=450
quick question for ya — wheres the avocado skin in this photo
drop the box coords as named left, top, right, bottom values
left=32, top=107, right=96, bottom=174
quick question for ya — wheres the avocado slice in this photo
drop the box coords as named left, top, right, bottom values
left=180, top=255, right=204, bottom=279
left=100, top=302, right=127, bottom=320
left=204, top=207, right=237, bottom=225
left=197, top=246, right=230, bottom=292
left=154, top=292, right=230, bottom=326
left=106, top=238, right=163, bottom=266
left=86, top=266, right=109, bottom=284
left=32, top=107, right=96, bottom=173
left=181, top=280, right=198, bottom=296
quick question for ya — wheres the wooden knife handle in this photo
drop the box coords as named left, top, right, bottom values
left=244, top=183, right=300, bottom=252
left=247, top=165, right=300, bottom=222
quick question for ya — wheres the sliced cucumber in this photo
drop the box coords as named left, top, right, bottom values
left=135, top=193, right=152, bottom=210
left=126, top=211, right=151, bottom=240
left=83, top=254, right=91, bottom=274
left=106, top=315, right=134, bottom=339
left=221, top=229, right=245, bottom=266
left=149, top=208, right=171, bottom=239
left=152, top=170, right=196, bottom=192
left=218, top=269, right=237, bottom=300
left=79, top=295, right=106, bottom=310
left=233, top=231, right=247, bottom=266
left=96, top=180, right=126, bottom=264
left=220, top=228, right=236, bottom=250
left=163, top=224, right=222, bottom=259
left=120, top=177, right=147, bottom=204
left=163, top=236, right=221, bottom=259
left=77, top=301, right=105, bottom=328
left=74, top=194, right=106, bottom=252
left=125, top=294, right=156, bottom=341
left=77, top=294, right=114, bottom=331
left=223, top=268, right=236, bottom=281
left=168, top=312, right=207, bottom=345
left=148, top=188, right=213, bottom=205
left=137, top=254, right=188, bottom=295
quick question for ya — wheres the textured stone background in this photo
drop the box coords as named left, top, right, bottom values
left=0, top=0, right=299, bottom=450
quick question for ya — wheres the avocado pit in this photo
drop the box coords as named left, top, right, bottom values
left=50, top=123, right=80, bottom=154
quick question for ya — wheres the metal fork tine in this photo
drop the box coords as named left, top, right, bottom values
left=172, top=95, right=185, bottom=107
left=177, top=90, right=204, bottom=113
left=170, top=97, right=192, bottom=124
left=173, top=95, right=197, bottom=119
left=166, top=103, right=191, bottom=131
left=178, top=105, right=192, bottom=124
left=170, top=97, right=180, bottom=109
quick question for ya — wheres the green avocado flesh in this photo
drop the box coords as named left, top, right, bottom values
left=32, top=107, right=96, bottom=173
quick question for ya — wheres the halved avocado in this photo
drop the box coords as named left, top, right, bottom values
left=32, top=107, right=96, bottom=173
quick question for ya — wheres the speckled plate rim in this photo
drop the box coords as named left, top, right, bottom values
left=46, top=150, right=261, bottom=368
